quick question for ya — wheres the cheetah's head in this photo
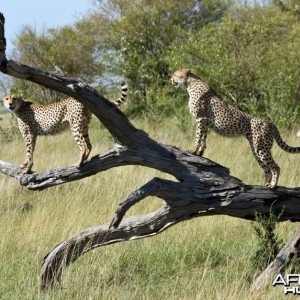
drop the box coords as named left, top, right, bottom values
left=2, top=94, right=24, bottom=113
left=171, top=69, right=191, bottom=88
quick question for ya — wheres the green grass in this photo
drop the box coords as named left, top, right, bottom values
left=0, top=113, right=299, bottom=299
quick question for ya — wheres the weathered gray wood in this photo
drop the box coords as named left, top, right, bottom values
left=251, top=227, right=300, bottom=291
left=0, top=12, right=299, bottom=290
left=0, top=144, right=234, bottom=189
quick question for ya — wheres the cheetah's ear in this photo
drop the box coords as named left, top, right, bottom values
left=187, top=69, right=192, bottom=75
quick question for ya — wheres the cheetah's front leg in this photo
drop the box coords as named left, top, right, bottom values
left=189, top=117, right=207, bottom=156
left=20, top=132, right=36, bottom=174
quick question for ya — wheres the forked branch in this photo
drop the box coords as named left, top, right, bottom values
left=109, top=177, right=172, bottom=229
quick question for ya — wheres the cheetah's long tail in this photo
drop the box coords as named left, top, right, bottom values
left=113, top=81, right=128, bottom=107
left=273, top=124, right=300, bottom=153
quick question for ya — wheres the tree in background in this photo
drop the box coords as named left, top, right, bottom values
left=81, top=0, right=232, bottom=115
left=10, top=22, right=105, bottom=102
left=168, top=4, right=300, bottom=127
left=7, top=0, right=232, bottom=103
left=4, top=0, right=300, bottom=127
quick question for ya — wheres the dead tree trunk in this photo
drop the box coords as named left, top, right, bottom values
left=251, top=226, right=300, bottom=291
left=0, top=13, right=299, bottom=290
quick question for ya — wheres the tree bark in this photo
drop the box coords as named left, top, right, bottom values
left=251, top=227, right=300, bottom=291
left=0, top=13, right=299, bottom=290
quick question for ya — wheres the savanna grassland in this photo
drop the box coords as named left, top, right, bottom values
left=0, top=111, right=299, bottom=300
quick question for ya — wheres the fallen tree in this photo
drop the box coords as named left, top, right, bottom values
left=0, top=13, right=299, bottom=291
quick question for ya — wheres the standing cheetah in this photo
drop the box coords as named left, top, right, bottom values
left=2, top=82, right=128, bottom=173
left=171, top=69, right=300, bottom=189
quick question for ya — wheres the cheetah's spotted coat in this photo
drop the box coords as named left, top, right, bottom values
left=2, top=82, right=128, bottom=173
left=171, top=69, right=300, bottom=188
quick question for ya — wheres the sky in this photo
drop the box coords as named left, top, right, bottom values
left=1, top=0, right=94, bottom=54
left=0, top=0, right=94, bottom=93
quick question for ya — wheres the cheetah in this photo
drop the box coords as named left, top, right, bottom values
left=171, top=69, right=300, bottom=189
left=2, top=82, right=128, bottom=173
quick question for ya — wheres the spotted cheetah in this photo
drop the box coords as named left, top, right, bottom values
left=2, top=82, right=128, bottom=173
left=171, top=69, right=300, bottom=189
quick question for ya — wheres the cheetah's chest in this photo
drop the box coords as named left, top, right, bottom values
left=188, top=95, right=204, bottom=117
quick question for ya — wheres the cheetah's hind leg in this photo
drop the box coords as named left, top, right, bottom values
left=188, top=146, right=199, bottom=155
left=71, top=134, right=86, bottom=169
left=75, top=130, right=91, bottom=168
left=255, top=149, right=280, bottom=189
left=76, top=142, right=89, bottom=168
left=265, top=160, right=280, bottom=189
left=20, top=161, right=33, bottom=174
left=246, top=132, right=277, bottom=188
left=188, top=145, right=205, bottom=156
left=83, top=126, right=92, bottom=161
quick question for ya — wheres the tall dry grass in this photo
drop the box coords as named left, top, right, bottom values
left=0, top=113, right=299, bottom=299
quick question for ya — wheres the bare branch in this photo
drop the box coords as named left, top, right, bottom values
left=251, top=227, right=300, bottom=291
left=0, top=13, right=6, bottom=65
left=0, top=143, right=235, bottom=190
left=109, top=177, right=174, bottom=229
left=0, top=148, right=128, bottom=190
left=0, top=160, right=24, bottom=180
left=40, top=206, right=176, bottom=290
left=40, top=182, right=300, bottom=289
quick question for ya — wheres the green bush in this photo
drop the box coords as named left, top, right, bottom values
left=251, top=210, right=283, bottom=272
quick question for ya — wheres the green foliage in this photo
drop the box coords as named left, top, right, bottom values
left=8, top=0, right=232, bottom=104
left=251, top=210, right=284, bottom=272
left=107, top=0, right=232, bottom=98
left=0, top=116, right=20, bottom=143
left=168, top=5, right=300, bottom=127
left=5, top=0, right=300, bottom=127
left=0, top=113, right=299, bottom=299
left=11, top=22, right=105, bottom=103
